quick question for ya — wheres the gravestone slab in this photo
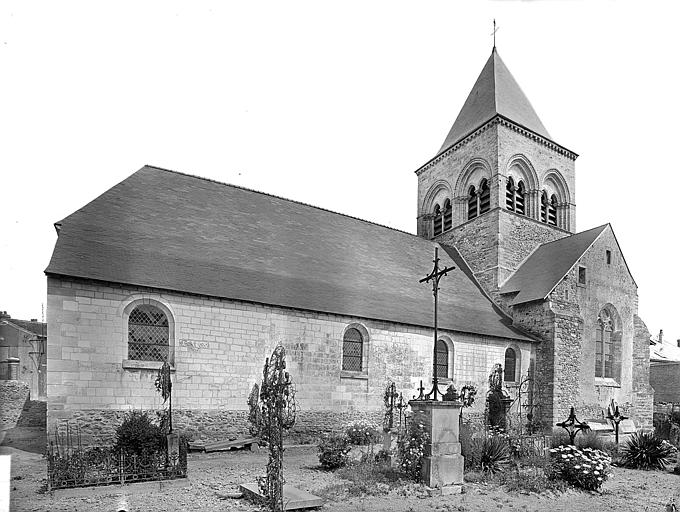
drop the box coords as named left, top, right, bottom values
left=619, top=418, right=637, bottom=433
left=239, top=483, right=324, bottom=510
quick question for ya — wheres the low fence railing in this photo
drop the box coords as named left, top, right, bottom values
left=47, top=443, right=187, bottom=490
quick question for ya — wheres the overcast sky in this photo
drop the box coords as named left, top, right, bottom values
left=1, top=1, right=678, bottom=344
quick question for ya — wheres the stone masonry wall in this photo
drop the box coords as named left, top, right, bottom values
left=650, top=361, right=680, bottom=403
left=0, top=380, right=30, bottom=431
left=545, top=226, right=652, bottom=429
left=47, top=276, right=533, bottom=446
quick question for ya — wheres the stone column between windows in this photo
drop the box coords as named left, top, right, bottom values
left=528, top=189, right=541, bottom=219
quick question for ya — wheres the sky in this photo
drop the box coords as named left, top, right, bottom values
left=1, top=1, right=678, bottom=345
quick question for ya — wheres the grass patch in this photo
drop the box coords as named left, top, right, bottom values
left=317, top=460, right=411, bottom=500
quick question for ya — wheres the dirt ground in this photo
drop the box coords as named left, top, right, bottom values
left=4, top=444, right=680, bottom=512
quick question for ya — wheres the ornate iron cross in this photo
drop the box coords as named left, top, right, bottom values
left=417, top=247, right=456, bottom=401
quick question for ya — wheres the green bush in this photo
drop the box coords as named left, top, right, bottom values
left=114, top=411, right=165, bottom=458
left=345, top=420, right=380, bottom=445
left=548, top=445, right=611, bottom=491
left=318, top=434, right=351, bottom=470
left=621, top=432, right=675, bottom=470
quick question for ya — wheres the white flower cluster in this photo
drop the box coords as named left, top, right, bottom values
left=549, top=444, right=612, bottom=491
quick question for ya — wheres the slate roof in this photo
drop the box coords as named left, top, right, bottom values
left=437, top=49, right=551, bottom=157
left=46, top=166, right=532, bottom=342
left=500, top=225, right=609, bottom=305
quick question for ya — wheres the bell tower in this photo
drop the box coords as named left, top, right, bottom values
left=416, top=49, right=578, bottom=296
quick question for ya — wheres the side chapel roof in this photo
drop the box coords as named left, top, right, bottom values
left=437, top=49, right=551, bottom=157
left=46, top=166, right=532, bottom=342
left=500, top=224, right=610, bottom=305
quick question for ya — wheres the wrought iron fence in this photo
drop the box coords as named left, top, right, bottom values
left=47, top=443, right=187, bottom=490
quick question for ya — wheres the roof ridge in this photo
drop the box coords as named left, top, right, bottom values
left=144, top=165, right=418, bottom=238
left=536, top=223, right=609, bottom=248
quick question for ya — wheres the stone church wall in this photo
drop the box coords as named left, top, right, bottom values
left=47, top=276, right=533, bottom=446
left=546, top=227, right=653, bottom=428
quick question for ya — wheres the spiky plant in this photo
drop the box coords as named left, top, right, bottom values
left=621, top=432, right=675, bottom=470
left=478, top=435, right=511, bottom=474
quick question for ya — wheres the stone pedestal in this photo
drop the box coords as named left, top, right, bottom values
left=409, top=400, right=464, bottom=490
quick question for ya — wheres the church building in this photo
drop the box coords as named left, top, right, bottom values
left=45, top=48, right=653, bottom=445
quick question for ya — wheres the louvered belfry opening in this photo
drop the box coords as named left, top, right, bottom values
left=514, top=181, right=526, bottom=215
left=443, top=199, right=453, bottom=231
left=342, top=327, right=363, bottom=371
left=548, top=195, right=558, bottom=226
left=435, top=339, right=448, bottom=378
left=433, top=204, right=443, bottom=236
left=128, top=304, right=169, bottom=361
left=467, top=186, right=478, bottom=220
left=479, top=179, right=490, bottom=214
left=506, top=177, right=515, bottom=210
left=540, top=192, right=548, bottom=223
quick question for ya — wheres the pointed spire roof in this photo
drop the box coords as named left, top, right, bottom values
left=437, top=49, right=551, bottom=157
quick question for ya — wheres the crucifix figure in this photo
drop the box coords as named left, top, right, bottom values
left=492, top=19, right=499, bottom=50
left=417, top=247, right=456, bottom=401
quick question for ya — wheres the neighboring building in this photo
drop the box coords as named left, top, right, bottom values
left=650, top=330, right=680, bottom=404
left=45, top=48, right=653, bottom=446
left=0, top=310, right=47, bottom=399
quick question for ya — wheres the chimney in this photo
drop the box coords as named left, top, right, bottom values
left=659, top=330, right=664, bottom=344
left=677, top=339, right=680, bottom=348
left=0, top=311, right=10, bottom=321
left=30, top=318, right=37, bottom=322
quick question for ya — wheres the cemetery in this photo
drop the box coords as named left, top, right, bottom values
left=4, top=341, right=680, bottom=511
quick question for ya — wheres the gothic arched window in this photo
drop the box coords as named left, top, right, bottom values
left=595, top=310, right=614, bottom=378
left=467, top=186, right=478, bottom=220
left=540, top=191, right=548, bottom=223
left=506, top=177, right=515, bottom=211
left=504, top=347, right=517, bottom=382
left=432, top=204, right=442, bottom=236
left=479, top=179, right=490, bottom=214
left=436, top=339, right=449, bottom=379
left=443, top=199, right=452, bottom=232
left=128, top=304, right=169, bottom=362
left=342, top=327, right=364, bottom=372
left=548, top=195, right=558, bottom=226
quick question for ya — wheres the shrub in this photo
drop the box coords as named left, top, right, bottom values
left=548, top=444, right=611, bottom=491
left=397, top=421, right=429, bottom=480
left=318, top=434, right=351, bottom=470
left=477, top=435, right=511, bottom=474
left=345, top=420, right=380, bottom=445
left=114, top=411, right=165, bottom=458
left=621, top=432, right=675, bottom=470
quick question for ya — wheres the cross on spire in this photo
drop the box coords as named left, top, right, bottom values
left=492, top=19, right=499, bottom=50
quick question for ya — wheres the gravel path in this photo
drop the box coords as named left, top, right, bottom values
left=5, top=445, right=680, bottom=512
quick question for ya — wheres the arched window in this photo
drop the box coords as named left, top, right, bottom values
left=342, top=327, right=364, bottom=372
left=128, top=304, right=169, bottom=362
left=467, top=186, right=478, bottom=220
left=506, top=177, right=515, bottom=211
left=595, top=310, right=614, bottom=378
left=436, top=339, right=449, bottom=379
left=540, top=191, right=548, bottom=223
left=443, top=199, right=452, bottom=232
left=432, top=204, right=442, bottom=236
left=479, top=179, right=490, bottom=214
left=504, top=348, right=517, bottom=382
left=515, top=181, right=526, bottom=215
left=548, top=195, right=558, bottom=226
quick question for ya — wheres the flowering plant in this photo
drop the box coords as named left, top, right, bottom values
left=344, top=420, right=381, bottom=445
left=548, top=445, right=611, bottom=491
left=397, top=422, right=429, bottom=480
